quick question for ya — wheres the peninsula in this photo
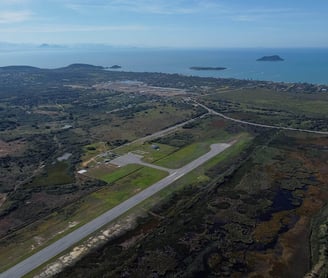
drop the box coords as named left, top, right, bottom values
left=257, top=55, right=284, bottom=61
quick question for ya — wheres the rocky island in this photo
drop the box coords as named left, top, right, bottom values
left=190, top=66, right=226, bottom=71
left=257, top=55, right=284, bottom=61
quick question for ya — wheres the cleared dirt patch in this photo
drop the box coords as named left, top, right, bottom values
left=93, top=81, right=186, bottom=97
left=34, top=215, right=137, bottom=278
left=33, top=110, right=61, bottom=116
left=0, top=139, right=25, bottom=157
left=211, top=119, right=226, bottom=128
left=0, top=193, right=7, bottom=208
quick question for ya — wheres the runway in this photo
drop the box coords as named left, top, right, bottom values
left=0, top=143, right=231, bottom=278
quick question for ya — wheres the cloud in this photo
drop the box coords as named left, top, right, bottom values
left=63, top=0, right=303, bottom=21
left=0, top=10, right=32, bottom=24
left=0, top=0, right=30, bottom=4
left=64, top=0, right=222, bottom=15
left=218, top=7, right=306, bottom=23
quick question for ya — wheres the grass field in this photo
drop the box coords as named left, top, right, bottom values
left=81, top=142, right=108, bottom=166
left=30, top=162, right=74, bottom=187
left=96, top=164, right=142, bottom=184
left=92, top=167, right=168, bottom=206
left=209, top=88, right=328, bottom=116
left=155, top=142, right=211, bottom=169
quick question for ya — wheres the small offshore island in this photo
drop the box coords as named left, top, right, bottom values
left=257, top=55, right=284, bottom=61
left=190, top=66, right=227, bottom=71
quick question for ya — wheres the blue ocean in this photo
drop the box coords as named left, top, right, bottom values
left=0, top=48, right=327, bottom=85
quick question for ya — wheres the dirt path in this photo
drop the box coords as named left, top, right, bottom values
left=0, top=194, right=7, bottom=209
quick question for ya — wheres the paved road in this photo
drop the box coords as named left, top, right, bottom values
left=118, top=113, right=208, bottom=147
left=85, top=113, right=208, bottom=168
left=110, top=152, right=174, bottom=174
left=0, top=143, right=231, bottom=278
left=196, top=102, right=328, bottom=135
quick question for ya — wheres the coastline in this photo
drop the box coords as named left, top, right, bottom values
left=0, top=48, right=327, bottom=85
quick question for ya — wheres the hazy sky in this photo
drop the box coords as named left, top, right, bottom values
left=0, top=0, right=327, bottom=48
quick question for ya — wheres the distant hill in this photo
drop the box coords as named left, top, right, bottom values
left=0, top=64, right=105, bottom=72
left=257, top=55, right=284, bottom=61
left=0, top=65, right=40, bottom=71
left=59, top=64, right=105, bottom=70
left=39, top=43, right=65, bottom=49
left=109, top=65, right=122, bottom=69
left=190, top=66, right=226, bottom=71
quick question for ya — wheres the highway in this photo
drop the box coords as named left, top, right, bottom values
left=83, top=112, right=209, bottom=168
left=195, top=101, right=328, bottom=135
left=117, top=112, right=208, bottom=147
left=0, top=143, right=231, bottom=278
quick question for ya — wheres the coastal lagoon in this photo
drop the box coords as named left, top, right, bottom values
left=0, top=47, right=327, bottom=85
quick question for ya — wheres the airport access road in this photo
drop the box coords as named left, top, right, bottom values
left=110, top=152, right=174, bottom=174
left=195, top=101, right=328, bottom=135
left=0, top=142, right=231, bottom=278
